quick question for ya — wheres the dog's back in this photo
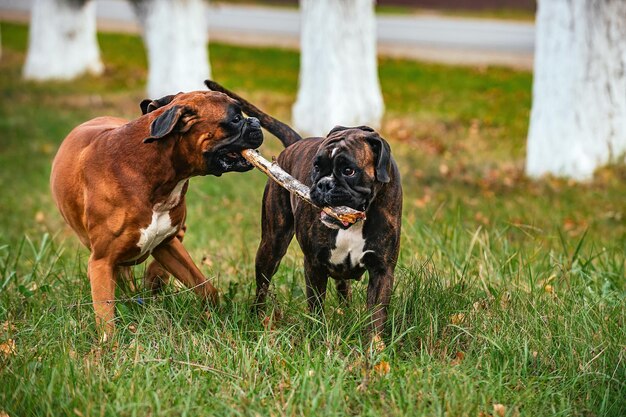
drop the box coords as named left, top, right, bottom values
left=50, top=117, right=127, bottom=245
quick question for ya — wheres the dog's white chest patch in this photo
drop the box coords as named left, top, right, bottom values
left=329, top=222, right=373, bottom=268
left=137, top=211, right=177, bottom=256
left=136, top=180, right=187, bottom=257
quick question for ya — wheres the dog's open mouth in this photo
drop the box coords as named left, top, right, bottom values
left=320, top=211, right=352, bottom=230
left=216, top=148, right=255, bottom=172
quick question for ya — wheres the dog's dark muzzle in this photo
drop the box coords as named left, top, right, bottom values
left=208, top=117, right=263, bottom=175
left=310, top=178, right=369, bottom=212
left=243, top=117, right=263, bottom=148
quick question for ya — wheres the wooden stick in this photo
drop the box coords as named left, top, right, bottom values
left=241, top=149, right=366, bottom=225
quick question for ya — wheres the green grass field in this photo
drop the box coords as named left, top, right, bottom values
left=217, top=1, right=536, bottom=21
left=0, top=22, right=624, bottom=416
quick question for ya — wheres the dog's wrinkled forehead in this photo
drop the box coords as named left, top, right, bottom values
left=320, top=128, right=375, bottom=162
left=141, top=90, right=239, bottom=119
left=172, top=91, right=238, bottom=118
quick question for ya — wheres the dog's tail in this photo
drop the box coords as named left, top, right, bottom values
left=205, top=80, right=301, bottom=147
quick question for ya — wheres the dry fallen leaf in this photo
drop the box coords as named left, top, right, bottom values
left=469, top=119, right=481, bottom=137
left=563, top=218, right=577, bottom=231
left=262, top=316, right=276, bottom=331
left=474, top=211, right=491, bottom=225
left=473, top=301, right=486, bottom=311
left=450, top=313, right=466, bottom=325
left=500, top=292, right=511, bottom=309
left=128, top=339, right=144, bottom=353
left=493, top=403, right=506, bottom=417
left=346, top=357, right=364, bottom=374
left=0, top=411, right=11, bottom=417
left=40, top=143, right=55, bottom=155
left=371, top=335, right=386, bottom=353
left=413, top=194, right=432, bottom=208
left=563, top=217, right=588, bottom=236
left=2, top=322, right=16, bottom=333
left=439, top=163, right=450, bottom=177
left=201, top=255, right=213, bottom=268
left=373, top=360, right=390, bottom=376
left=356, top=380, right=368, bottom=392
left=451, top=351, right=466, bottom=366
left=35, top=211, right=45, bottom=224
left=277, top=378, right=292, bottom=391
left=0, top=339, right=16, bottom=357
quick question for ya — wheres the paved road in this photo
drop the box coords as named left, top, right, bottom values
left=0, top=0, right=535, bottom=68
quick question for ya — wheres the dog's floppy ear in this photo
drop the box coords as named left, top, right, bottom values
left=365, top=131, right=391, bottom=183
left=328, top=125, right=349, bottom=136
left=140, top=93, right=180, bottom=115
left=140, top=99, right=153, bottom=115
left=328, top=125, right=375, bottom=136
left=144, top=105, right=185, bottom=143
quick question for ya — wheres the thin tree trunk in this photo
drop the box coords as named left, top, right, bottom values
left=293, top=0, right=384, bottom=136
left=23, top=0, right=103, bottom=80
left=526, top=0, right=626, bottom=180
left=132, top=0, right=211, bottom=98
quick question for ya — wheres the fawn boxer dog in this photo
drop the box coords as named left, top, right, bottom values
left=51, top=90, right=263, bottom=340
left=206, top=81, right=402, bottom=337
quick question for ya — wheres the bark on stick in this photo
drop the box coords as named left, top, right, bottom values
left=241, top=149, right=366, bottom=225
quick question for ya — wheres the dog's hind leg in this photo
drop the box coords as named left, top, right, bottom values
left=335, top=280, right=352, bottom=305
left=304, top=260, right=328, bottom=316
left=151, top=237, right=219, bottom=305
left=144, top=261, right=169, bottom=294
left=116, top=266, right=137, bottom=293
left=366, top=268, right=395, bottom=339
left=254, top=184, right=294, bottom=311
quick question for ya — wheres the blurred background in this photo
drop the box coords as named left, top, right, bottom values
left=0, top=1, right=624, bottom=416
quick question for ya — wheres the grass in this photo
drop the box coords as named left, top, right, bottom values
left=0, top=22, right=624, bottom=416
left=214, top=1, right=536, bottom=21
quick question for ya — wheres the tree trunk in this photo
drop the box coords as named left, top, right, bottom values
left=23, top=0, right=103, bottom=80
left=132, top=0, right=211, bottom=98
left=293, top=0, right=384, bottom=136
left=526, top=0, right=626, bottom=180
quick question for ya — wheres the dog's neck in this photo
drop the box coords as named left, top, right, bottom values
left=113, top=121, right=194, bottom=208
left=152, top=178, right=188, bottom=212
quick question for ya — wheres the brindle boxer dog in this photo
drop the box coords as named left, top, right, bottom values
left=205, top=81, right=402, bottom=337
left=50, top=90, right=263, bottom=340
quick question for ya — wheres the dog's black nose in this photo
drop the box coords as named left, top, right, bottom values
left=316, top=177, right=333, bottom=193
left=247, top=117, right=261, bottom=129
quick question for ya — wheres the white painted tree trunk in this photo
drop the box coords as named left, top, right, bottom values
left=293, top=0, right=384, bottom=136
left=23, top=0, right=103, bottom=80
left=133, top=0, right=211, bottom=98
left=526, top=0, right=626, bottom=180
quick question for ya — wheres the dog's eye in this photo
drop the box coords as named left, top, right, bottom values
left=342, top=167, right=356, bottom=177
left=313, top=164, right=320, bottom=172
left=232, top=114, right=242, bottom=123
